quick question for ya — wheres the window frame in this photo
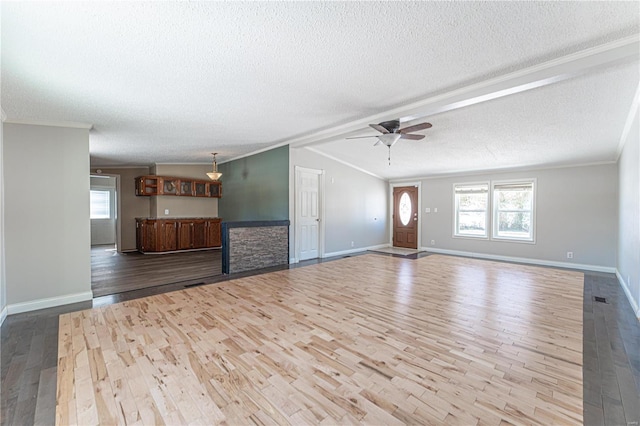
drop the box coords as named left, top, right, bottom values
left=453, top=181, right=490, bottom=239
left=491, top=179, right=536, bottom=243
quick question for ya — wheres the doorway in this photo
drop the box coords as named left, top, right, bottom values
left=90, top=175, right=117, bottom=248
left=295, top=166, right=323, bottom=261
left=392, top=185, right=419, bottom=249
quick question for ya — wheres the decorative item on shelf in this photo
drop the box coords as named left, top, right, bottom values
left=206, top=152, right=222, bottom=181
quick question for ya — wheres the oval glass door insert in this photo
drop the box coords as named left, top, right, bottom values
left=399, top=192, right=412, bottom=225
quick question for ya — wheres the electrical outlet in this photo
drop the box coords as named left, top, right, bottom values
left=431, top=240, right=435, bottom=246
left=164, top=209, right=169, bottom=215
left=567, top=251, right=573, bottom=259
left=425, top=207, right=431, bottom=213
left=434, top=208, right=438, bottom=213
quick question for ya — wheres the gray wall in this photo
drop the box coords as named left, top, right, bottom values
left=617, top=108, right=639, bottom=316
left=413, top=163, right=618, bottom=269
left=218, top=146, right=289, bottom=222
left=4, top=124, right=92, bottom=308
left=291, top=147, right=388, bottom=255
left=0, top=113, right=6, bottom=322
left=152, top=164, right=219, bottom=219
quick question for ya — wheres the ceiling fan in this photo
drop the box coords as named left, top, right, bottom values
left=347, top=119, right=432, bottom=164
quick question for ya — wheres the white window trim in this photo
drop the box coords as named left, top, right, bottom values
left=491, top=178, right=537, bottom=244
left=453, top=181, right=490, bottom=240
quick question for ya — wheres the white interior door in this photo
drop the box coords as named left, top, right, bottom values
left=296, top=167, right=322, bottom=261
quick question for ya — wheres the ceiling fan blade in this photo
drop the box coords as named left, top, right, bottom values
left=399, top=133, right=425, bottom=140
left=373, top=140, right=381, bottom=147
left=369, top=123, right=389, bottom=134
left=346, top=135, right=378, bottom=139
left=399, top=122, right=432, bottom=133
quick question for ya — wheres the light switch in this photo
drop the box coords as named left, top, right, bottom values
left=434, top=208, right=438, bottom=213
left=425, top=208, right=431, bottom=213
left=164, top=209, right=169, bottom=215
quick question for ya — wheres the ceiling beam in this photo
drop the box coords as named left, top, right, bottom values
left=281, top=34, right=639, bottom=149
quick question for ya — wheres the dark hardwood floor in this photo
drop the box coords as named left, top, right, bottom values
left=1, top=252, right=638, bottom=425
left=91, top=245, right=222, bottom=297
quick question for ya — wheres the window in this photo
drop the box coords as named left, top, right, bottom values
left=492, top=180, right=535, bottom=241
left=399, top=192, right=412, bottom=226
left=454, top=183, right=489, bottom=238
left=90, top=190, right=111, bottom=219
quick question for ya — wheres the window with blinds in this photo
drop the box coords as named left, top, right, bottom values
left=90, top=190, right=111, bottom=219
left=492, top=180, right=535, bottom=241
left=454, top=183, right=489, bottom=238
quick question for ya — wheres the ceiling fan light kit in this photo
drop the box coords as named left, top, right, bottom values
left=206, top=152, right=222, bottom=181
left=346, top=119, right=433, bottom=165
left=375, top=133, right=402, bottom=147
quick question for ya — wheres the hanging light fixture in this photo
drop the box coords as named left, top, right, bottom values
left=206, top=152, right=222, bottom=181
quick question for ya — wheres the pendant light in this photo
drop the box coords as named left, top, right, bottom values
left=206, top=152, right=222, bottom=181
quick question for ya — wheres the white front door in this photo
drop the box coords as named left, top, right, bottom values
left=296, top=167, right=322, bottom=261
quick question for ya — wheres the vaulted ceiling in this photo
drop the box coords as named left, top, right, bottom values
left=2, top=1, right=639, bottom=180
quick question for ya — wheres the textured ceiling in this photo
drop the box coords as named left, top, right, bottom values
left=1, top=1, right=639, bottom=178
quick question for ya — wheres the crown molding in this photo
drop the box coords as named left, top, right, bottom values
left=388, top=160, right=618, bottom=183
left=90, top=165, right=152, bottom=170
left=153, top=162, right=211, bottom=166
left=4, top=118, right=93, bottom=129
left=304, top=147, right=385, bottom=181
left=218, top=142, right=289, bottom=165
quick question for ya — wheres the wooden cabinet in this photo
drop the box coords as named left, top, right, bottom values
left=208, top=182, right=222, bottom=198
left=137, top=219, right=158, bottom=252
left=135, top=175, right=221, bottom=198
left=159, top=220, right=178, bottom=251
left=136, top=218, right=221, bottom=253
left=206, top=219, right=222, bottom=247
left=136, top=176, right=159, bottom=195
left=177, top=221, right=193, bottom=250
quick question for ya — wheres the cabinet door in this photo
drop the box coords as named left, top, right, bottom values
left=206, top=220, right=221, bottom=247
left=194, top=181, right=207, bottom=197
left=159, top=221, right=178, bottom=251
left=179, top=181, right=194, bottom=196
left=192, top=221, right=207, bottom=249
left=144, top=221, right=159, bottom=251
left=177, top=222, right=192, bottom=250
left=207, top=182, right=222, bottom=198
left=160, top=178, right=179, bottom=195
left=136, top=220, right=145, bottom=251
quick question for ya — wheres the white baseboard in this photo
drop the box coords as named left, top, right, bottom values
left=290, top=257, right=298, bottom=264
left=0, top=305, right=7, bottom=326
left=323, top=243, right=390, bottom=259
left=423, top=247, right=617, bottom=274
left=616, top=270, right=640, bottom=319
left=7, top=291, right=94, bottom=315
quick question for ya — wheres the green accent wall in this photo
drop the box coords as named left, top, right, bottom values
left=218, top=145, right=289, bottom=221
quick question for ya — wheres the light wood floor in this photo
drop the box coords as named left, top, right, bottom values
left=57, top=254, right=585, bottom=425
